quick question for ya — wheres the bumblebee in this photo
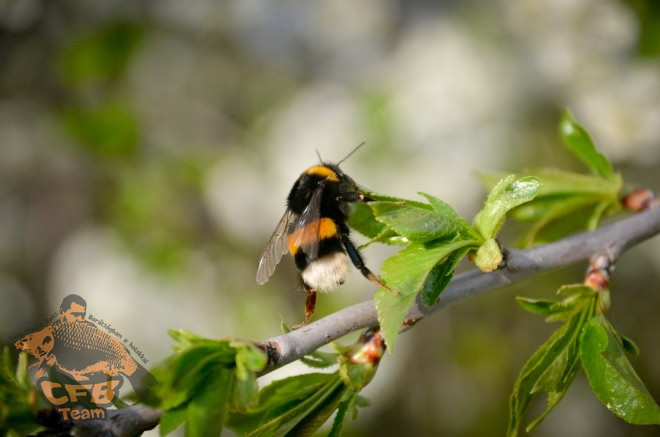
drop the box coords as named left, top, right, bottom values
left=256, top=145, right=390, bottom=327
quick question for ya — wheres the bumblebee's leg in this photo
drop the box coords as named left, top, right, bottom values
left=341, top=235, right=398, bottom=295
left=293, top=285, right=317, bottom=330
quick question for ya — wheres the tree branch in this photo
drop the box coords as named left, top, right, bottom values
left=61, top=206, right=660, bottom=435
left=70, top=405, right=162, bottom=437
left=264, top=206, right=660, bottom=372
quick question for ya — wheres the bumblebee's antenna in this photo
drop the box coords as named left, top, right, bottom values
left=337, top=141, right=365, bottom=166
left=315, top=149, right=323, bottom=163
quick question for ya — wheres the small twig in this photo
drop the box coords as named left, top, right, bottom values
left=38, top=404, right=162, bottom=437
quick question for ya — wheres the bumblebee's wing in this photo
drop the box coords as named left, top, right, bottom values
left=256, top=209, right=297, bottom=285
left=291, top=184, right=324, bottom=262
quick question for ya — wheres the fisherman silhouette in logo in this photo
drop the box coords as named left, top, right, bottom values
left=14, top=294, right=156, bottom=403
left=60, top=294, right=88, bottom=324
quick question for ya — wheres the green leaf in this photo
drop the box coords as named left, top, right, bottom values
left=160, top=405, right=188, bottom=436
left=421, top=246, right=470, bottom=306
left=155, top=348, right=225, bottom=410
left=350, top=199, right=422, bottom=246
left=541, top=285, right=597, bottom=323
left=233, top=343, right=267, bottom=409
left=418, top=192, right=476, bottom=238
left=474, top=175, right=542, bottom=240
left=557, top=284, right=598, bottom=297
left=624, top=0, right=660, bottom=57
left=474, top=238, right=503, bottom=272
left=361, top=190, right=433, bottom=209
left=478, top=168, right=622, bottom=246
left=351, top=191, right=470, bottom=246
left=477, top=170, right=617, bottom=197
left=234, top=342, right=269, bottom=379
left=515, top=297, right=556, bottom=316
left=286, top=382, right=347, bottom=436
left=580, top=315, right=660, bottom=425
left=300, top=351, right=340, bottom=369
left=517, top=197, right=609, bottom=248
left=586, top=201, right=612, bottom=231
left=15, top=352, right=29, bottom=389
left=329, top=392, right=357, bottom=437
left=478, top=168, right=622, bottom=248
left=354, top=394, right=370, bottom=408
left=338, top=357, right=378, bottom=393
left=621, top=335, right=640, bottom=357
left=2, top=347, right=12, bottom=374
left=186, top=367, right=235, bottom=437
left=530, top=204, right=611, bottom=248
left=359, top=227, right=409, bottom=249
left=524, top=382, right=577, bottom=433
left=348, top=202, right=387, bottom=239
left=239, top=373, right=335, bottom=416
left=226, top=374, right=343, bottom=436
left=229, top=328, right=383, bottom=436
left=516, top=284, right=597, bottom=321
left=375, top=204, right=460, bottom=242
left=149, top=333, right=267, bottom=435
left=511, top=194, right=599, bottom=223
left=508, top=306, right=592, bottom=436
left=168, top=328, right=229, bottom=350
left=375, top=238, right=475, bottom=352
left=0, top=348, right=40, bottom=435
left=232, top=344, right=268, bottom=410
left=524, top=169, right=619, bottom=197
left=368, top=197, right=461, bottom=244
left=560, top=111, right=615, bottom=179
left=525, top=314, right=590, bottom=432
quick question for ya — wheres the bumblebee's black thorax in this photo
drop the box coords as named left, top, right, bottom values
left=285, top=164, right=360, bottom=270
left=286, top=166, right=352, bottom=234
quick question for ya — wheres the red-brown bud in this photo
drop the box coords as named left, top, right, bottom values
left=622, top=188, right=654, bottom=212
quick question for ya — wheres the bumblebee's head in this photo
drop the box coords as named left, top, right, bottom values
left=326, top=163, right=362, bottom=193
left=304, top=163, right=363, bottom=197
left=290, top=144, right=368, bottom=211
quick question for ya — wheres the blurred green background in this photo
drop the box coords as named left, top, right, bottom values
left=1, top=0, right=659, bottom=435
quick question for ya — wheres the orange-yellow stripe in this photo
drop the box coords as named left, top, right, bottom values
left=305, top=165, right=339, bottom=182
left=288, top=218, right=338, bottom=255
